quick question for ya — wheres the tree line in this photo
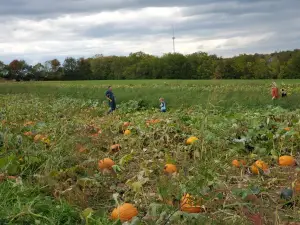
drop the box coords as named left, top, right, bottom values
left=1, top=49, right=300, bottom=81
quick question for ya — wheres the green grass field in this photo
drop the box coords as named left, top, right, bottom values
left=1, top=80, right=300, bottom=224
left=1, top=79, right=300, bottom=110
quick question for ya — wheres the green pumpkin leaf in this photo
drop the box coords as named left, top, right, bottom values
left=131, top=181, right=143, bottom=193
left=112, top=165, right=122, bottom=173
left=119, top=154, right=133, bottom=166
left=81, top=207, right=94, bottom=219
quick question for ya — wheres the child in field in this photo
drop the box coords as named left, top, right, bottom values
left=271, top=81, right=279, bottom=100
left=159, top=98, right=166, bottom=112
left=281, top=89, right=287, bottom=97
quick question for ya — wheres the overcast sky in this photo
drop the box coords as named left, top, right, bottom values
left=0, top=0, right=299, bottom=64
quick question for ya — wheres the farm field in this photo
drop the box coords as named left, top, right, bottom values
left=1, top=80, right=300, bottom=224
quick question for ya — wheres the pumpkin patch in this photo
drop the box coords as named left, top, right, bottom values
left=2, top=81, right=300, bottom=224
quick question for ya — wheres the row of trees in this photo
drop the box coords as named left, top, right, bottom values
left=1, top=50, right=300, bottom=81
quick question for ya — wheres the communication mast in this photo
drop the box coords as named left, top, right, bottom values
left=172, top=25, right=176, bottom=53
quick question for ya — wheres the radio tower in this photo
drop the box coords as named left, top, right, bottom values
left=172, top=25, right=176, bottom=53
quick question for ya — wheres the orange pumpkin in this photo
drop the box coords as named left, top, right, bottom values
left=146, top=119, right=160, bottom=126
left=294, top=181, right=300, bottom=193
left=111, top=144, right=121, bottom=153
left=186, top=136, right=198, bottom=145
left=76, top=144, right=87, bottom=153
left=98, top=158, right=115, bottom=171
left=124, top=130, right=131, bottom=135
left=111, top=203, right=138, bottom=222
left=164, top=199, right=174, bottom=206
left=279, top=155, right=296, bottom=167
left=250, top=160, right=269, bottom=175
left=123, top=122, right=131, bottom=127
left=23, top=131, right=33, bottom=137
left=284, top=127, right=291, bottom=131
left=180, top=194, right=201, bottom=213
left=24, top=121, right=34, bottom=126
left=232, top=159, right=246, bottom=168
left=164, top=164, right=177, bottom=174
left=34, top=134, right=44, bottom=142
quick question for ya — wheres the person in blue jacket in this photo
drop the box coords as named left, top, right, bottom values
left=159, top=98, right=166, bottom=112
left=105, top=86, right=116, bottom=114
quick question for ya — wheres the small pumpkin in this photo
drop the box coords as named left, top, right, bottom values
left=111, top=203, right=138, bottom=222
left=165, top=200, right=174, bottom=206
left=232, top=159, right=246, bottom=168
left=111, top=144, right=121, bottom=153
left=250, top=160, right=269, bottom=175
left=98, top=158, right=115, bottom=171
left=294, top=181, right=300, bottom=193
left=34, top=134, right=44, bottom=142
left=186, top=136, right=198, bottom=145
left=180, top=194, right=201, bottom=213
left=278, top=155, right=296, bottom=167
left=23, top=131, right=33, bottom=137
left=123, top=122, right=131, bottom=127
left=76, top=144, right=87, bottom=153
left=24, top=121, right=34, bottom=126
left=41, top=137, right=50, bottom=146
left=146, top=119, right=160, bottom=126
left=164, top=164, right=177, bottom=174
left=124, top=130, right=131, bottom=135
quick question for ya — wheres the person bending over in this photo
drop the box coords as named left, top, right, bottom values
left=105, top=86, right=116, bottom=114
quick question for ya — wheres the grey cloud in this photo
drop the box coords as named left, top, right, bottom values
left=0, top=0, right=299, bottom=62
left=0, top=0, right=273, bottom=19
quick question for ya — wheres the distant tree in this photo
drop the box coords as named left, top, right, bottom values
left=0, top=61, right=9, bottom=79
left=2, top=49, right=300, bottom=81
left=32, top=63, right=46, bottom=80
left=63, top=57, right=78, bottom=80
left=44, top=59, right=63, bottom=80
left=279, top=51, right=300, bottom=79
left=77, top=58, right=92, bottom=80
left=8, top=59, right=29, bottom=81
left=161, top=53, right=188, bottom=79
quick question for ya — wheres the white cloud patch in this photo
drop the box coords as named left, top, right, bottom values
left=0, top=0, right=299, bottom=63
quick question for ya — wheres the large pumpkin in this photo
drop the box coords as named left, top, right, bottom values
left=180, top=194, right=201, bottom=213
left=98, top=158, right=115, bottom=171
left=232, top=159, right=246, bottom=168
left=278, top=155, right=296, bottom=167
left=251, top=160, right=269, bottom=175
left=186, top=136, right=198, bottom=145
left=164, top=164, right=177, bottom=174
left=111, top=203, right=138, bottom=222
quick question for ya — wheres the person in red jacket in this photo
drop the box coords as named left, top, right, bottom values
left=271, top=81, right=279, bottom=100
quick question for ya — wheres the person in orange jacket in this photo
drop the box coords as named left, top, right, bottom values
left=271, top=81, right=279, bottom=100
